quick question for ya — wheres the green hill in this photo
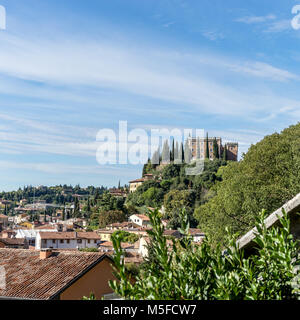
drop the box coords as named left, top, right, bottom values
left=195, top=122, right=300, bottom=244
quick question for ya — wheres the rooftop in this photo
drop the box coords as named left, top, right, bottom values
left=129, top=178, right=145, bottom=183
left=0, top=238, right=26, bottom=246
left=0, top=249, right=110, bottom=300
left=39, top=231, right=101, bottom=240
left=132, top=214, right=150, bottom=221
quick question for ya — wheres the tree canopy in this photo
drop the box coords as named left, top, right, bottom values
left=195, top=122, right=300, bottom=244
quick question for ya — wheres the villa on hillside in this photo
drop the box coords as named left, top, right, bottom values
left=129, top=214, right=151, bottom=228
left=129, top=174, right=154, bottom=193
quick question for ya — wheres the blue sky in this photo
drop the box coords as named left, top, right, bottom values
left=0, top=0, right=299, bottom=191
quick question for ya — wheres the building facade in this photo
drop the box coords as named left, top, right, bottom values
left=188, top=137, right=238, bottom=161
left=129, top=214, right=151, bottom=228
left=36, top=231, right=101, bottom=250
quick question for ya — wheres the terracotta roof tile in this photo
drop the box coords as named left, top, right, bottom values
left=134, top=214, right=150, bottom=221
left=0, top=249, right=110, bottom=300
left=39, top=232, right=101, bottom=240
left=0, top=238, right=26, bottom=246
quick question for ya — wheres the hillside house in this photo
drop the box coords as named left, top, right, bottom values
left=16, top=227, right=58, bottom=247
left=97, top=229, right=114, bottom=242
left=129, top=178, right=145, bottom=193
left=129, top=214, right=151, bottom=228
left=36, top=232, right=101, bottom=250
left=129, top=174, right=154, bottom=193
left=188, top=229, right=206, bottom=243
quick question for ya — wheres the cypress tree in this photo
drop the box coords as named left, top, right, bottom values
left=66, top=209, right=70, bottom=220
left=184, top=139, right=192, bottom=164
left=171, top=139, right=175, bottom=162
left=174, top=141, right=180, bottom=164
left=62, top=206, right=66, bottom=221
left=223, top=144, right=227, bottom=161
left=73, top=197, right=80, bottom=218
left=181, top=142, right=184, bottom=163
left=205, top=133, right=210, bottom=159
left=151, top=149, right=160, bottom=166
left=86, top=197, right=91, bottom=219
left=213, top=137, right=219, bottom=159
left=162, top=140, right=170, bottom=164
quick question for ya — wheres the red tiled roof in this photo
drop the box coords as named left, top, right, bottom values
left=0, top=238, right=26, bottom=246
left=0, top=249, right=111, bottom=300
left=129, top=178, right=145, bottom=183
left=34, top=225, right=57, bottom=230
left=134, top=214, right=150, bottom=221
left=99, top=241, right=113, bottom=247
left=188, top=228, right=205, bottom=236
left=39, top=232, right=101, bottom=240
left=163, top=230, right=182, bottom=237
left=99, top=242, right=133, bottom=249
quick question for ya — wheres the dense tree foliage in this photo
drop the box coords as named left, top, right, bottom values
left=98, top=210, right=127, bottom=228
left=112, top=230, right=139, bottom=244
left=126, top=159, right=227, bottom=217
left=163, top=190, right=197, bottom=228
left=195, top=123, right=300, bottom=244
left=110, top=208, right=300, bottom=300
left=88, top=192, right=128, bottom=229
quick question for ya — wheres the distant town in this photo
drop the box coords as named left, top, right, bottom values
left=0, top=136, right=238, bottom=300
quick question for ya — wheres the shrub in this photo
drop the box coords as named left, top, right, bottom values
left=109, top=208, right=300, bottom=300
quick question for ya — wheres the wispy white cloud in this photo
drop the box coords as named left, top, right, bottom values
left=236, top=14, right=276, bottom=24
left=162, top=21, right=175, bottom=28
left=202, top=30, right=224, bottom=41
left=236, top=14, right=291, bottom=33
left=264, top=19, right=291, bottom=33
left=224, top=61, right=299, bottom=82
left=0, top=32, right=299, bottom=122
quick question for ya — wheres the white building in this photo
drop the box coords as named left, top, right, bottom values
left=16, top=227, right=58, bottom=246
left=35, top=231, right=101, bottom=250
left=129, top=214, right=151, bottom=228
left=188, top=229, right=205, bottom=243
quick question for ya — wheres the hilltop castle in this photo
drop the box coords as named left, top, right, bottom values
left=187, top=137, right=238, bottom=161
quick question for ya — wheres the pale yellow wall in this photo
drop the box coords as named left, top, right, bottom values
left=129, top=182, right=143, bottom=193
left=59, top=257, right=116, bottom=300
left=99, top=233, right=112, bottom=241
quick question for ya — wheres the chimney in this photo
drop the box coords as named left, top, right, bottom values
left=40, top=249, right=53, bottom=260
